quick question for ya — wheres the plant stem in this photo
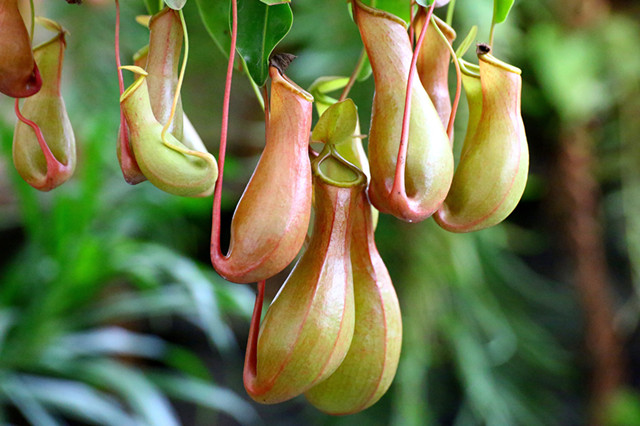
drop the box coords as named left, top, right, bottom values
left=392, top=1, right=435, bottom=198
left=489, top=20, right=496, bottom=47
left=243, top=280, right=265, bottom=390
left=339, top=48, right=366, bottom=102
left=446, top=0, right=456, bottom=26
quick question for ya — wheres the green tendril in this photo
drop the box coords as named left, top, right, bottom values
left=161, top=9, right=188, bottom=146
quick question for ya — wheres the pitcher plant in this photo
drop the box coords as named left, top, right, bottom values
left=12, top=18, right=75, bottom=191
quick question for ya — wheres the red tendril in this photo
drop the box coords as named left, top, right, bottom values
left=446, top=45, right=461, bottom=141
left=14, top=99, right=66, bottom=177
left=210, top=0, right=238, bottom=261
left=114, top=0, right=137, bottom=168
left=114, top=0, right=124, bottom=95
left=243, top=280, right=265, bottom=390
left=391, top=1, right=436, bottom=199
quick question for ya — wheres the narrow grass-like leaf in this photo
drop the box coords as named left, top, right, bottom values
left=143, top=0, right=158, bottom=14
left=213, top=282, right=255, bottom=318
left=456, top=25, right=478, bottom=58
left=19, top=375, right=138, bottom=426
left=83, top=286, right=195, bottom=324
left=74, top=360, right=180, bottom=426
left=150, top=373, right=262, bottom=425
left=236, top=0, right=293, bottom=86
left=362, top=0, right=410, bottom=23
left=0, top=375, right=59, bottom=426
left=0, top=310, right=16, bottom=348
left=165, top=254, right=236, bottom=352
left=114, top=243, right=238, bottom=351
left=47, top=327, right=167, bottom=360
left=164, top=346, right=212, bottom=381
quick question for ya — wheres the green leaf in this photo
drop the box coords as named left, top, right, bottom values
left=362, top=0, right=410, bottom=23
left=236, top=0, right=293, bottom=86
left=196, top=0, right=231, bottom=57
left=455, top=25, right=478, bottom=58
left=308, top=76, right=349, bottom=116
left=143, top=0, right=157, bottom=14
left=528, top=24, right=607, bottom=123
left=84, top=286, right=195, bottom=324
left=0, top=375, right=59, bottom=426
left=164, top=346, right=212, bottom=381
left=48, top=327, right=167, bottom=360
left=415, top=0, right=435, bottom=7
left=308, top=76, right=350, bottom=95
left=74, top=360, right=180, bottom=426
left=312, top=99, right=358, bottom=146
left=259, top=0, right=290, bottom=4
left=492, top=0, right=516, bottom=24
left=165, top=0, right=187, bottom=10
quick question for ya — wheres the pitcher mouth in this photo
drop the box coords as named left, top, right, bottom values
left=22, top=66, right=43, bottom=97
left=119, top=66, right=148, bottom=103
left=459, top=58, right=480, bottom=78
left=476, top=44, right=522, bottom=75
left=312, top=144, right=367, bottom=188
left=429, top=13, right=457, bottom=40
left=269, top=65, right=314, bottom=103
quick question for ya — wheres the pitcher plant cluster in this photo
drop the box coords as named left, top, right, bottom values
left=0, top=0, right=528, bottom=415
